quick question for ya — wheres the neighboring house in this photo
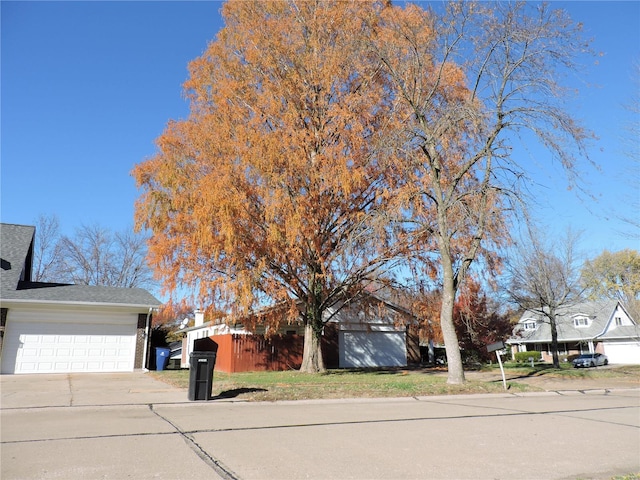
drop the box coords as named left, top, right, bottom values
left=166, top=340, right=182, bottom=369
left=0, top=223, right=161, bottom=374
left=328, top=296, right=419, bottom=368
left=181, top=294, right=420, bottom=372
left=507, top=300, right=640, bottom=364
left=180, top=310, right=218, bottom=368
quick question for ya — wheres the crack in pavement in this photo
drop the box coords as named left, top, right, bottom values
left=4, top=404, right=637, bottom=445
left=66, top=373, right=74, bottom=407
left=3, top=402, right=637, bottom=445
left=148, top=404, right=240, bottom=480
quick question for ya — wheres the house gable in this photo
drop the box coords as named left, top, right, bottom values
left=595, top=303, right=640, bottom=342
left=599, top=303, right=636, bottom=335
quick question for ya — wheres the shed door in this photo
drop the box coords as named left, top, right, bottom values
left=603, top=341, right=640, bottom=365
left=339, top=330, right=406, bottom=368
left=2, top=321, right=136, bottom=374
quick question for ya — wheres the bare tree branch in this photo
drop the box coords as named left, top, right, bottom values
left=32, top=214, right=64, bottom=282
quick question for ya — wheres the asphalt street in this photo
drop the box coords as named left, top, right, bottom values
left=1, top=372, right=639, bottom=480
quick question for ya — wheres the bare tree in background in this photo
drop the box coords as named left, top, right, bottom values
left=505, top=228, right=585, bottom=368
left=58, top=224, right=154, bottom=289
left=59, top=224, right=115, bottom=286
left=29, top=218, right=154, bottom=290
left=32, top=214, right=64, bottom=282
left=374, top=1, right=595, bottom=383
left=111, top=229, right=153, bottom=288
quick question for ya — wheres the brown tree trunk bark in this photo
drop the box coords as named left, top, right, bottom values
left=441, top=262, right=466, bottom=384
left=300, top=322, right=325, bottom=373
left=549, top=313, right=560, bottom=368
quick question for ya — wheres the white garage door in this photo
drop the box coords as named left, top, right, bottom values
left=603, top=341, right=640, bottom=365
left=340, top=330, right=406, bottom=368
left=2, top=321, right=136, bottom=374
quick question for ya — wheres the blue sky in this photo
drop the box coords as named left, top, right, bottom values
left=2, top=1, right=639, bottom=266
left=2, top=1, right=224, bottom=235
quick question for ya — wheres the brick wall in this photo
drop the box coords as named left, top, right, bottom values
left=0, top=308, right=6, bottom=355
left=135, top=313, right=148, bottom=369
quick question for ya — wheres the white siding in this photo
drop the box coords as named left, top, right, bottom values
left=182, top=325, right=216, bottom=368
left=604, top=305, right=635, bottom=332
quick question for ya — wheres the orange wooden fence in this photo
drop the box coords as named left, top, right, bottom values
left=210, top=334, right=304, bottom=373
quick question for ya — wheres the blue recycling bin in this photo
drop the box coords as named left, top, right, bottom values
left=155, top=347, right=171, bottom=371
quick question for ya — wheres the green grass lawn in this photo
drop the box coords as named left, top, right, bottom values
left=497, top=362, right=640, bottom=378
left=149, top=364, right=639, bottom=402
left=150, top=366, right=531, bottom=402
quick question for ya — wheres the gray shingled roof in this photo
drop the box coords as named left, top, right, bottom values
left=597, top=324, right=640, bottom=340
left=1, top=223, right=160, bottom=308
left=507, top=300, right=624, bottom=344
left=1, top=223, right=35, bottom=294
left=4, top=283, right=160, bottom=307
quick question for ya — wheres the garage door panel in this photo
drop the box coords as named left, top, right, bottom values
left=19, top=362, right=38, bottom=371
left=2, top=320, right=137, bottom=374
left=53, top=362, right=68, bottom=371
left=603, top=342, right=640, bottom=364
left=340, top=331, right=406, bottom=368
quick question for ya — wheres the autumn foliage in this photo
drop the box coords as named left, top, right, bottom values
left=133, top=1, right=402, bottom=372
left=151, top=300, right=195, bottom=329
left=134, top=1, right=593, bottom=377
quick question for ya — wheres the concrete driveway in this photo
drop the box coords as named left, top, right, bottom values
left=1, top=372, right=639, bottom=480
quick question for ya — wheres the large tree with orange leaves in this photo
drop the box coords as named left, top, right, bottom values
left=133, top=1, right=402, bottom=373
left=374, top=2, right=594, bottom=383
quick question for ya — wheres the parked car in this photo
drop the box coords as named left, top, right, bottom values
left=572, top=353, right=608, bottom=368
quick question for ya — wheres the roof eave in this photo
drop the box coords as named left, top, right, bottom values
left=181, top=321, right=214, bottom=333
left=0, top=297, right=161, bottom=310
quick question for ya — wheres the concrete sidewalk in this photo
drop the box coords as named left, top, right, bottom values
left=0, top=371, right=189, bottom=408
left=2, top=372, right=639, bottom=480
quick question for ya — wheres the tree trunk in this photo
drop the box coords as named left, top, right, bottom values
left=300, top=322, right=325, bottom=373
left=441, top=265, right=465, bottom=384
left=549, top=313, right=560, bottom=368
left=300, top=299, right=325, bottom=373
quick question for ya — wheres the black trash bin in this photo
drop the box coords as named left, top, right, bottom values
left=188, top=351, right=216, bottom=401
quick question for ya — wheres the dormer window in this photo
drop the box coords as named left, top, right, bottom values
left=573, top=316, right=589, bottom=328
left=523, top=321, right=536, bottom=330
